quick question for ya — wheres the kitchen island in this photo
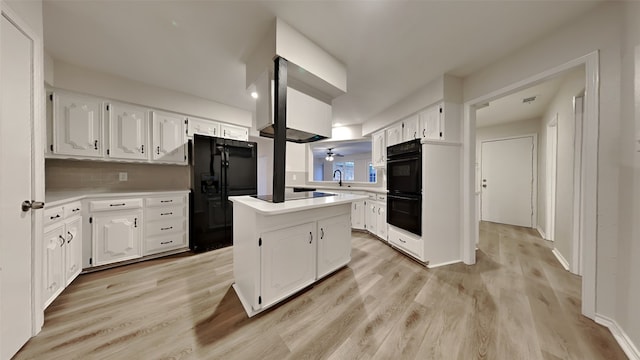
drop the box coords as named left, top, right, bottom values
left=229, top=193, right=367, bottom=317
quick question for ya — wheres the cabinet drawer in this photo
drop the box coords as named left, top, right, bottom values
left=388, top=227, right=423, bottom=260
left=90, top=198, right=143, bottom=212
left=44, top=206, right=64, bottom=226
left=146, top=195, right=185, bottom=207
left=63, top=201, right=82, bottom=218
left=146, top=218, right=186, bottom=237
left=144, top=233, right=187, bottom=255
left=145, top=205, right=185, bottom=221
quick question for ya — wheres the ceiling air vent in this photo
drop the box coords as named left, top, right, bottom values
left=522, top=96, right=537, bottom=104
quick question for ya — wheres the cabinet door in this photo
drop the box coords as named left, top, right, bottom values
left=93, top=211, right=142, bottom=266
left=187, top=117, right=219, bottom=138
left=53, top=92, right=103, bottom=157
left=151, top=111, right=186, bottom=163
left=402, top=114, right=420, bottom=141
left=107, top=102, right=148, bottom=160
left=420, top=104, right=442, bottom=140
left=351, top=200, right=365, bottom=230
left=372, top=131, right=386, bottom=167
left=386, top=123, right=403, bottom=147
left=220, top=123, right=249, bottom=141
left=376, top=203, right=388, bottom=240
left=260, top=222, right=316, bottom=307
left=64, top=216, right=83, bottom=285
left=317, top=215, right=352, bottom=278
left=365, top=202, right=377, bottom=235
left=43, top=226, right=65, bottom=309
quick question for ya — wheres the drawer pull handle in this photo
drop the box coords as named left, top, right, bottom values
left=110, top=203, right=126, bottom=207
left=58, top=235, right=65, bottom=247
left=160, top=240, right=173, bottom=245
left=161, top=226, right=173, bottom=231
left=160, top=200, right=173, bottom=203
left=399, top=238, right=406, bottom=243
left=72, top=208, right=80, bottom=212
left=161, top=212, right=173, bottom=216
left=50, top=214, right=60, bottom=220
left=67, top=231, right=74, bottom=243
left=309, top=232, right=313, bottom=244
left=156, top=146, right=160, bottom=155
left=141, top=144, right=144, bottom=154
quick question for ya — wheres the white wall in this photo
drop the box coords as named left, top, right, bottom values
left=5, top=0, right=42, bottom=38
left=615, top=1, right=640, bottom=348
left=539, top=67, right=585, bottom=266
left=462, top=0, right=632, bottom=345
left=51, top=59, right=252, bottom=127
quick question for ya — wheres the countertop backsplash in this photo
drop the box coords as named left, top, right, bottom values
left=45, top=159, right=190, bottom=192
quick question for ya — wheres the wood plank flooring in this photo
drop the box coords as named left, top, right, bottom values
left=15, top=222, right=627, bottom=359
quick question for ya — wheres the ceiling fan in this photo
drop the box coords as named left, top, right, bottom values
left=325, top=148, right=344, bottom=162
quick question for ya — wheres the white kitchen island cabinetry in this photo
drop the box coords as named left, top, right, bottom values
left=230, top=193, right=366, bottom=317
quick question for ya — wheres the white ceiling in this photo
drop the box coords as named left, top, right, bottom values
left=476, top=75, right=564, bottom=128
left=42, top=1, right=602, bottom=127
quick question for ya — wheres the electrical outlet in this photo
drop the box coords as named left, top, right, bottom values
left=119, top=172, right=128, bottom=181
left=292, top=174, right=297, bottom=181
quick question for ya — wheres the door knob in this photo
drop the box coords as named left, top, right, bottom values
left=22, top=200, right=45, bottom=212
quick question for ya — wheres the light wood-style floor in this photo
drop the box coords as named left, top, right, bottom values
left=15, top=222, right=626, bottom=360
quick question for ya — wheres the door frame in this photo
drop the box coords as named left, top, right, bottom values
left=0, top=0, right=46, bottom=339
left=545, top=114, right=558, bottom=241
left=480, top=134, right=537, bottom=228
left=571, top=94, right=585, bottom=275
left=462, top=51, right=599, bottom=319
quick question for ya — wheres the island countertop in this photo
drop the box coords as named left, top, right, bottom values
left=229, top=193, right=367, bottom=215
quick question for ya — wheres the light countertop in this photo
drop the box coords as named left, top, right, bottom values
left=230, top=193, right=367, bottom=215
left=45, top=189, right=190, bottom=208
left=286, top=185, right=387, bottom=194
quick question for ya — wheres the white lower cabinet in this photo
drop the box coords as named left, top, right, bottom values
left=363, top=194, right=388, bottom=241
left=261, top=222, right=316, bottom=308
left=351, top=200, right=365, bottom=230
left=42, top=226, right=65, bottom=309
left=317, top=215, right=352, bottom=279
left=92, top=210, right=143, bottom=266
left=388, top=226, right=423, bottom=260
left=232, top=202, right=354, bottom=317
left=42, top=202, right=83, bottom=310
left=144, top=194, right=188, bottom=255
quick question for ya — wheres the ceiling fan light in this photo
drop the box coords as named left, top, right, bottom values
left=329, top=155, right=334, bottom=161
left=325, top=155, right=330, bottom=161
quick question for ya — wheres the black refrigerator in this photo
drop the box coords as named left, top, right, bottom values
left=189, top=134, right=257, bottom=252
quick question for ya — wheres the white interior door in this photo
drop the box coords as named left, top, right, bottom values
left=0, top=11, right=35, bottom=360
left=481, top=136, right=534, bottom=227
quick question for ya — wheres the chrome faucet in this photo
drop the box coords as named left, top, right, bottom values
left=333, top=169, right=343, bottom=187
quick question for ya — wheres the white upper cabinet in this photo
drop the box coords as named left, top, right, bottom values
left=220, top=123, right=249, bottom=141
left=187, top=117, right=220, bottom=138
left=386, top=123, right=403, bottom=147
left=53, top=92, right=103, bottom=157
left=401, top=114, right=420, bottom=141
left=371, top=130, right=386, bottom=168
left=151, top=111, right=187, bottom=164
left=107, top=102, right=149, bottom=160
left=419, top=102, right=461, bottom=142
left=420, top=104, right=441, bottom=140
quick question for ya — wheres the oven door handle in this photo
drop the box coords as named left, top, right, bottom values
left=387, top=157, right=420, bottom=164
left=388, top=194, right=422, bottom=201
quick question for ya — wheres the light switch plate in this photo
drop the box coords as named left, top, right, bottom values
left=119, top=172, right=128, bottom=181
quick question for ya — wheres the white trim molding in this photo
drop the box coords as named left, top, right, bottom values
left=536, top=226, right=547, bottom=240
left=552, top=248, right=570, bottom=271
left=462, top=51, right=599, bottom=320
left=595, top=315, right=640, bottom=360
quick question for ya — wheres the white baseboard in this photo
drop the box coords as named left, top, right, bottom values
left=536, top=226, right=546, bottom=239
left=427, top=259, right=463, bottom=269
left=552, top=248, right=570, bottom=271
left=595, top=314, right=640, bottom=360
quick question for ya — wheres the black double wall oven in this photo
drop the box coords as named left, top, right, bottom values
left=387, top=139, right=422, bottom=236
